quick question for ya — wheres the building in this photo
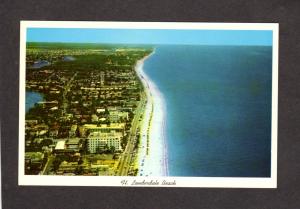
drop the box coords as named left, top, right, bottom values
left=96, top=108, right=105, bottom=113
left=87, top=132, right=123, bottom=153
left=69, top=125, right=78, bottom=137
left=91, top=114, right=99, bottom=122
left=54, top=138, right=81, bottom=153
left=109, top=110, right=128, bottom=122
left=25, top=152, right=44, bottom=164
left=25, top=152, right=45, bottom=174
left=49, top=129, right=59, bottom=138
left=83, top=123, right=125, bottom=134
left=25, top=120, right=38, bottom=126
left=65, top=138, right=81, bottom=152
left=57, top=161, right=78, bottom=173
left=54, top=140, right=66, bottom=153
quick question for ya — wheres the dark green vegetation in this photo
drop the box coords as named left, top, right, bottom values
left=27, top=42, right=153, bottom=50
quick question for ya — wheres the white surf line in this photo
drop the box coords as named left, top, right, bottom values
left=135, top=50, right=169, bottom=177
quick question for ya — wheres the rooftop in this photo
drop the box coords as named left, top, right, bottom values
left=55, top=141, right=66, bottom=150
left=88, top=131, right=122, bottom=138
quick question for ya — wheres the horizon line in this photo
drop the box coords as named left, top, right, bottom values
left=26, top=41, right=272, bottom=47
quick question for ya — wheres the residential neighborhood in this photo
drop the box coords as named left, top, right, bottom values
left=25, top=43, right=152, bottom=176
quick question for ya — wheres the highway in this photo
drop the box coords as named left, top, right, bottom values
left=117, top=93, right=146, bottom=176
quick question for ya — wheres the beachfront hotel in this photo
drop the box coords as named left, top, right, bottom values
left=83, top=123, right=125, bottom=134
left=87, top=132, right=123, bottom=153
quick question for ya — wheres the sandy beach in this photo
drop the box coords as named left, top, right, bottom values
left=135, top=51, right=169, bottom=176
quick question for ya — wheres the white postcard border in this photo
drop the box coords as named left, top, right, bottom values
left=19, top=21, right=279, bottom=188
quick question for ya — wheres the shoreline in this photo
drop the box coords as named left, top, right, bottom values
left=134, top=50, right=169, bottom=176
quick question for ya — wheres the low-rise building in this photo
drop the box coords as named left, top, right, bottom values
left=58, top=161, right=78, bottom=173
left=25, top=152, right=45, bottom=174
left=25, top=152, right=44, bottom=164
left=66, top=138, right=81, bottom=152
left=69, top=124, right=78, bottom=137
left=109, top=110, right=128, bottom=122
left=54, top=138, right=82, bottom=153
left=54, top=140, right=66, bottom=153
left=91, top=114, right=99, bottom=122
left=25, top=120, right=38, bottom=126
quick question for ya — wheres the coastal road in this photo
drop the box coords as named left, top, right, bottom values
left=117, top=93, right=146, bottom=176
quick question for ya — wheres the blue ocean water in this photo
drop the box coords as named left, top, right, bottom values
left=143, top=45, right=272, bottom=177
left=26, top=91, right=43, bottom=113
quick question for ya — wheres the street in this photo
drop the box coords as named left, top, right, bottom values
left=117, top=92, right=146, bottom=176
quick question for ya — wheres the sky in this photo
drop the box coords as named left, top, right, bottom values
left=27, top=28, right=273, bottom=46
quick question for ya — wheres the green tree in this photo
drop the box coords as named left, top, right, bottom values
left=110, top=146, right=115, bottom=154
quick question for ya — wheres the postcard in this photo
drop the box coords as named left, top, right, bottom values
left=19, top=21, right=278, bottom=187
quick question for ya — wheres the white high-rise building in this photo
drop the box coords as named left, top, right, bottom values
left=87, top=132, right=123, bottom=153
